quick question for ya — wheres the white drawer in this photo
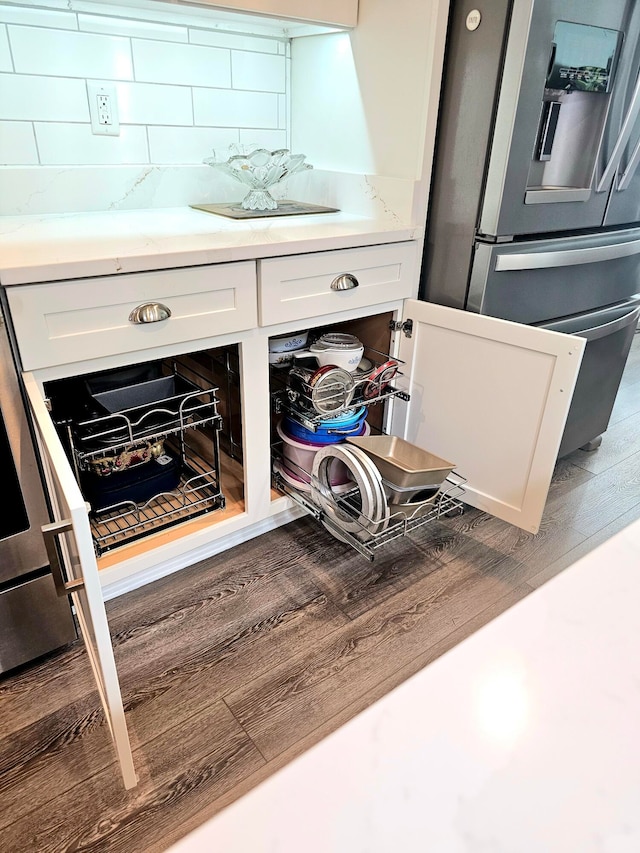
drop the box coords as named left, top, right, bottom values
left=258, top=242, right=418, bottom=326
left=7, top=261, right=257, bottom=370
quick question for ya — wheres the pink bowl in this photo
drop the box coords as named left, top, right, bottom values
left=277, top=420, right=370, bottom=486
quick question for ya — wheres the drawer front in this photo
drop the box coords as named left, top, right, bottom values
left=258, top=242, right=418, bottom=326
left=7, top=262, right=257, bottom=370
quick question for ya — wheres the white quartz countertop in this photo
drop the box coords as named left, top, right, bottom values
left=0, top=207, right=419, bottom=285
left=167, top=517, right=640, bottom=852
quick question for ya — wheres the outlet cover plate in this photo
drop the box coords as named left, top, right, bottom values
left=87, top=81, right=120, bottom=136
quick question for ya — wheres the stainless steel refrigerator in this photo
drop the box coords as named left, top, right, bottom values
left=421, top=0, right=640, bottom=456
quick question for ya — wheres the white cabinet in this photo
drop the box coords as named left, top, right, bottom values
left=394, top=300, right=585, bottom=533
left=270, top=299, right=585, bottom=551
left=6, top=251, right=585, bottom=791
left=258, top=243, right=418, bottom=326
left=8, top=262, right=257, bottom=371
left=182, top=0, right=358, bottom=28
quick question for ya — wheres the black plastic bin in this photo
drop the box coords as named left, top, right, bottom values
left=77, top=374, right=213, bottom=448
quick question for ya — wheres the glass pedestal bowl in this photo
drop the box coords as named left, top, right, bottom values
left=204, top=145, right=313, bottom=211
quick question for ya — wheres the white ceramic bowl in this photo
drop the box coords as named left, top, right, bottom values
left=269, top=330, right=309, bottom=353
left=308, top=343, right=365, bottom=372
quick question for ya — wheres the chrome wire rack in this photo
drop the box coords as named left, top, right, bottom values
left=60, top=369, right=225, bottom=556
left=271, top=443, right=465, bottom=561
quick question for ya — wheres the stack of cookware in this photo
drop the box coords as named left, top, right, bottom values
left=274, top=330, right=370, bottom=494
left=311, top=435, right=457, bottom=543
left=273, top=328, right=451, bottom=546
left=75, top=369, right=212, bottom=512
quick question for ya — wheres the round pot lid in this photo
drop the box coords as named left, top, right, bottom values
left=309, top=366, right=356, bottom=415
left=362, top=360, right=399, bottom=401
left=312, top=444, right=388, bottom=539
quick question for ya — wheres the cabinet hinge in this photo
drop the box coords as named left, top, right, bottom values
left=44, top=397, right=52, bottom=412
left=389, top=319, right=413, bottom=338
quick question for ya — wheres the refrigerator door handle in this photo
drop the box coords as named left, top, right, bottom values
left=495, top=239, right=640, bottom=271
left=597, top=70, right=640, bottom=193
left=617, top=133, right=640, bottom=190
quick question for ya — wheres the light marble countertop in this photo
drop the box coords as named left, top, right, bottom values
left=0, top=207, right=419, bottom=285
left=167, top=516, right=640, bottom=853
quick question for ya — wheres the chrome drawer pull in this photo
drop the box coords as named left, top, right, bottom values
left=330, top=273, right=359, bottom=291
left=128, top=302, right=171, bottom=324
left=42, top=520, right=85, bottom=597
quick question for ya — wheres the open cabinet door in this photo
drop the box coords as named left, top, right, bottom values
left=23, top=372, right=137, bottom=790
left=394, top=301, right=585, bottom=533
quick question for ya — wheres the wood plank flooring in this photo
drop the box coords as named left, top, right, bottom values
left=2, top=335, right=640, bottom=852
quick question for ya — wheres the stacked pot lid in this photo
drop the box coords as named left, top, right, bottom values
left=311, top=443, right=389, bottom=541
left=288, top=364, right=356, bottom=415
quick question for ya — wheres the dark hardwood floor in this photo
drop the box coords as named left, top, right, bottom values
left=2, top=336, right=640, bottom=852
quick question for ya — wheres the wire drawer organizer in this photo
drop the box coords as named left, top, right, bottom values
left=61, top=369, right=225, bottom=555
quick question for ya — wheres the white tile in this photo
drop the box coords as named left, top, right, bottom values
left=0, top=73, right=89, bottom=121
left=78, top=13, right=188, bottom=43
left=232, top=51, right=285, bottom=92
left=132, top=39, right=230, bottom=87
left=188, top=28, right=279, bottom=54
left=34, top=123, right=148, bottom=164
left=0, top=5, right=78, bottom=30
left=238, top=129, right=287, bottom=150
left=278, top=94, right=287, bottom=130
left=0, top=25, right=11, bottom=72
left=113, top=81, right=193, bottom=125
left=0, top=120, right=38, bottom=164
left=193, top=88, right=278, bottom=128
left=9, top=25, right=133, bottom=80
left=148, top=126, right=239, bottom=164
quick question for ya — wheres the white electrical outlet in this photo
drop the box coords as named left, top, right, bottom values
left=87, top=81, right=120, bottom=136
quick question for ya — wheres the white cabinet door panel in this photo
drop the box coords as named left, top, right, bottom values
left=395, top=300, right=585, bottom=533
left=23, top=372, right=137, bottom=790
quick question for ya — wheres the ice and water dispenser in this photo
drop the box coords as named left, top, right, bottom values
left=528, top=21, right=622, bottom=201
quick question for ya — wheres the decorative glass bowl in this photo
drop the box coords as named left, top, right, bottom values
left=204, top=145, right=313, bottom=211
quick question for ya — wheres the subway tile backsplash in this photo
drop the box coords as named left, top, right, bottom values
left=0, top=73, right=90, bottom=122
left=0, top=0, right=290, bottom=214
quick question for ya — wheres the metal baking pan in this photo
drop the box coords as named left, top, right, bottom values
left=346, top=435, right=455, bottom=488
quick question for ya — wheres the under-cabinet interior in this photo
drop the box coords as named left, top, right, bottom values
left=43, top=344, right=244, bottom=565
left=268, top=311, right=465, bottom=559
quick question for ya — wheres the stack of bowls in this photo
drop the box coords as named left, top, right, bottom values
left=307, top=332, right=365, bottom=372
left=276, top=408, right=369, bottom=493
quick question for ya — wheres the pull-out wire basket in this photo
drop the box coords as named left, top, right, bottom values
left=271, top=442, right=465, bottom=560
left=61, top=370, right=226, bottom=556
